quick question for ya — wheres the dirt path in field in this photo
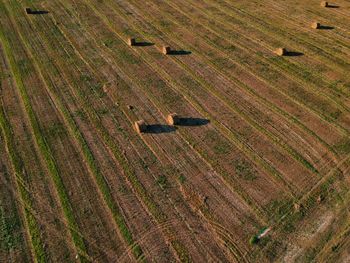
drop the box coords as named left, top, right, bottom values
left=283, top=212, right=334, bottom=262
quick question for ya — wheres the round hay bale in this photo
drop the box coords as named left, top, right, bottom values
left=311, top=22, right=321, bottom=29
left=162, top=46, right=171, bottom=55
left=320, top=1, right=329, bottom=7
left=25, top=7, right=32, bottom=14
left=167, top=113, right=180, bottom=125
left=275, top=48, right=287, bottom=56
left=127, top=38, right=136, bottom=46
left=128, top=38, right=135, bottom=46
left=134, top=120, right=147, bottom=134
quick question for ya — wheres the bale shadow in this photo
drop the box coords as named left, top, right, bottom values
left=29, top=10, right=49, bottom=15
left=326, top=4, right=339, bottom=8
left=318, top=25, right=334, bottom=30
left=145, top=124, right=177, bottom=134
left=177, top=118, right=210, bottom=126
left=168, top=50, right=192, bottom=56
left=285, top=51, right=304, bottom=57
left=134, top=42, right=154, bottom=47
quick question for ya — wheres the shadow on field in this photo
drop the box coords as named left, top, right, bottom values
left=168, top=50, right=192, bottom=56
left=145, top=124, right=177, bottom=134
left=29, top=10, right=49, bottom=15
left=326, top=4, right=339, bottom=8
left=285, top=51, right=304, bottom=57
left=134, top=42, right=154, bottom=47
left=177, top=118, right=210, bottom=126
left=319, top=25, right=335, bottom=30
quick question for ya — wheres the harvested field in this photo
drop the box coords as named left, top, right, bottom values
left=0, top=0, right=349, bottom=262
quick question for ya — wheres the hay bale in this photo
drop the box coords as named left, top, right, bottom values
left=134, top=120, right=147, bottom=134
left=162, top=46, right=171, bottom=55
left=275, top=48, right=287, bottom=56
left=167, top=113, right=180, bottom=125
left=311, top=22, right=321, bottom=29
left=25, top=8, right=32, bottom=14
left=320, top=1, right=329, bottom=7
left=127, top=38, right=136, bottom=46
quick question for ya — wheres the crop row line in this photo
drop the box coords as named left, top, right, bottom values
left=97, top=0, right=320, bottom=193
left=18, top=0, right=148, bottom=260
left=55, top=1, right=258, bottom=259
left=110, top=0, right=342, bottom=172
left=214, top=0, right=350, bottom=77
left=162, top=0, right=350, bottom=132
left=26, top=1, right=196, bottom=260
left=81, top=0, right=282, bottom=218
left=146, top=0, right=350, bottom=136
left=3, top=1, right=100, bottom=260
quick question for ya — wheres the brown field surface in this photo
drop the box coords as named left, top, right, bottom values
left=0, top=0, right=349, bottom=262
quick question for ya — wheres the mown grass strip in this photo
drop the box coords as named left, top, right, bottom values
left=116, top=0, right=332, bottom=176
left=60, top=0, right=284, bottom=230
left=59, top=17, right=192, bottom=263
left=87, top=0, right=298, bottom=197
left=160, top=0, right=340, bottom=152
left=76, top=0, right=267, bottom=218
left=101, top=0, right=319, bottom=180
left=18, top=0, right=189, bottom=260
left=0, top=2, right=88, bottom=260
left=14, top=1, right=145, bottom=258
left=171, top=0, right=340, bottom=165
left=197, top=0, right=350, bottom=111
left=246, top=0, right=350, bottom=55
left=141, top=0, right=349, bottom=137
left=0, top=103, right=46, bottom=262
left=63, top=105, right=144, bottom=260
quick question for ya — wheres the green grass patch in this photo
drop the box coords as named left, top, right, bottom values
left=171, top=240, right=192, bottom=263
left=334, top=138, right=350, bottom=154
left=0, top=205, right=22, bottom=251
left=0, top=4, right=87, bottom=258
left=156, top=175, right=168, bottom=189
left=234, top=160, right=257, bottom=181
left=178, top=174, right=186, bottom=184
left=0, top=106, right=46, bottom=262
